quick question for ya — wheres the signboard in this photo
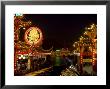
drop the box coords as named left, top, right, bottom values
left=83, top=59, right=92, bottom=62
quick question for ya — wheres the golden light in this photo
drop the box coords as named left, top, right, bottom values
left=75, top=42, right=77, bottom=44
left=24, top=27, right=43, bottom=46
left=81, top=36, right=83, bottom=38
left=73, top=44, right=75, bottom=47
left=23, top=27, right=25, bottom=29
left=93, top=23, right=94, bottom=25
left=29, top=21, right=32, bottom=24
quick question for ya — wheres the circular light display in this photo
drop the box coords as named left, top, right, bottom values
left=24, top=27, right=43, bottom=46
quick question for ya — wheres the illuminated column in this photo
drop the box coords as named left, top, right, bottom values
left=27, top=58, right=31, bottom=70
left=80, top=46, right=83, bottom=74
left=14, top=52, right=17, bottom=71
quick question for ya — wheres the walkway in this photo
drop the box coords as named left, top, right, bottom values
left=25, top=67, right=52, bottom=76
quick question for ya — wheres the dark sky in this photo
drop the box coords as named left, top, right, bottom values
left=24, top=14, right=97, bottom=50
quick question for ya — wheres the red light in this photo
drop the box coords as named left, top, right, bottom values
left=80, top=53, right=82, bottom=56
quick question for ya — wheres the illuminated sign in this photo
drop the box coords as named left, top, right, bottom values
left=15, top=13, right=23, bottom=16
left=24, top=27, right=43, bottom=46
left=83, top=59, right=92, bottom=62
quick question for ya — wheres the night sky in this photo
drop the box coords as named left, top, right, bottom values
left=23, top=14, right=97, bottom=50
